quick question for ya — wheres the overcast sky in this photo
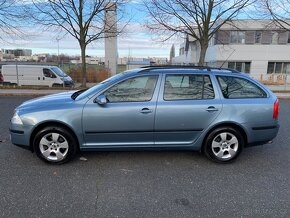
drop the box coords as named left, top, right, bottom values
left=0, top=1, right=180, bottom=58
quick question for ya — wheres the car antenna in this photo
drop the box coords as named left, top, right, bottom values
left=219, top=49, right=235, bottom=69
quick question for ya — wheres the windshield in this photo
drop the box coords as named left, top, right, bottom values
left=75, top=73, right=125, bottom=100
left=51, top=67, right=68, bottom=77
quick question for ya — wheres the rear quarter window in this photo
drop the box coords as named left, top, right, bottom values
left=217, top=76, right=267, bottom=99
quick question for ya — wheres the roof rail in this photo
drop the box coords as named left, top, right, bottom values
left=140, top=65, right=211, bottom=70
left=140, top=65, right=240, bottom=73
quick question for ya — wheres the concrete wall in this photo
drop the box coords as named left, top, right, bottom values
left=206, top=44, right=290, bottom=75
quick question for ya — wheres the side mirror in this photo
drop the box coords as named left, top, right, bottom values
left=95, top=95, right=107, bottom=105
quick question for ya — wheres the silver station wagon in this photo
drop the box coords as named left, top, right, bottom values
left=10, top=66, right=280, bottom=164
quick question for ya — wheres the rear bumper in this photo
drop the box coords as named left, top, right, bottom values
left=246, top=124, right=280, bottom=147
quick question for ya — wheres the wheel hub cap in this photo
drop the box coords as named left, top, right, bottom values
left=211, top=132, right=239, bottom=160
left=39, top=133, right=69, bottom=162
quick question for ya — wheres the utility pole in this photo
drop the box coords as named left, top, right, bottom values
left=15, top=59, right=19, bottom=86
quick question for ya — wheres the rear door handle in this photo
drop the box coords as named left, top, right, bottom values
left=206, top=106, right=218, bottom=112
left=140, top=108, right=153, bottom=114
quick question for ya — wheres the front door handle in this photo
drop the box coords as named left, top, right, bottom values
left=140, top=108, right=153, bottom=114
left=206, top=106, right=218, bottom=112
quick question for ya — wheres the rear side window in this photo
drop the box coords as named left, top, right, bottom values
left=164, top=74, right=215, bottom=100
left=217, top=76, right=267, bottom=99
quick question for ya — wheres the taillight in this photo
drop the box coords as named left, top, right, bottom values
left=273, top=99, right=279, bottom=119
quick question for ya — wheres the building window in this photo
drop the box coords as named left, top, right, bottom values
left=272, top=32, right=279, bottom=44
left=208, top=37, right=214, bottom=46
left=228, top=62, right=251, bottom=73
left=179, top=47, right=184, bottom=55
left=267, top=62, right=290, bottom=74
left=288, top=32, right=290, bottom=43
left=255, top=31, right=262, bottom=43
left=230, top=31, right=245, bottom=44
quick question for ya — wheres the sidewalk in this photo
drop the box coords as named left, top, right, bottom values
left=0, top=89, right=72, bottom=96
left=1, top=87, right=290, bottom=99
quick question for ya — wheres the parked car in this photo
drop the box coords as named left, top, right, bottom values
left=10, top=66, right=279, bottom=164
left=2, top=65, right=74, bottom=87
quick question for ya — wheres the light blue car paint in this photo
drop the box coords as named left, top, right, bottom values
left=10, top=67, right=279, bottom=162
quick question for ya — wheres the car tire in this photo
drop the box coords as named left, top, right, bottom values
left=33, top=126, right=77, bottom=164
left=52, top=83, right=63, bottom=87
left=204, top=127, right=244, bottom=163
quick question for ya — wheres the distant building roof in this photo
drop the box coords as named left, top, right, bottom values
left=127, top=60, right=151, bottom=65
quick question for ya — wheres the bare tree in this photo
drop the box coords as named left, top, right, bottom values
left=260, top=0, right=290, bottom=30
left=0, top=0, right=24, bottom=41
left=27, top=0, right=127, bottom=87
left=144, top=0, right=253, bottom=66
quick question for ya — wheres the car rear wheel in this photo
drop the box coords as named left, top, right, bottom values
left=33, top=126, right=77, bottom=164
left=204, top=127, right=244, bottom=163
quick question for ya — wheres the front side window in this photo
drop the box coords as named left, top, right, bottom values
left=43, top=68, right=56, bottom=78
left=164, top=74, right=214, bottom=100
left=217, top=76, right=267, bottom=99
left=104, top=75, right=158, bottom=102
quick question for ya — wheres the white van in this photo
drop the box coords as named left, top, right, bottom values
left=1, top=65, right=74, bottom=87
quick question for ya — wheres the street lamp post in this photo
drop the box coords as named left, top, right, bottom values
left=56, top=38, right=60, bottom=67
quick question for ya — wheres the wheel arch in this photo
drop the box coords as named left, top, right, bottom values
left=201, top=122, right=248, bottom=152
left=29, top=121, right=80, bottom=152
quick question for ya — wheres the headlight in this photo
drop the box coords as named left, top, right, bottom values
left=11, top=111, right=23, bottom=125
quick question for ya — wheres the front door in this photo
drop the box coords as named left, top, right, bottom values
left=82, top=74, right=160, bottom=148
left=154, top=73, right=222, bottom=146
left=42, top=68, right=56, bottom=86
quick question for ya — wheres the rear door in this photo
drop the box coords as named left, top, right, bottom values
left=154, top=72, right=222, bottom=146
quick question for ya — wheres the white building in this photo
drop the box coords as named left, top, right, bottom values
left=173, top=20, right=290, bottom=82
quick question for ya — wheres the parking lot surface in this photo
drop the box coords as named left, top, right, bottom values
left=1, top=96, right=290, bottom=218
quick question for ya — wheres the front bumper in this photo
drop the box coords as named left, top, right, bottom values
left=64, top=80, right=75, bottom=87
left=10, top=123, right=34, bottom=149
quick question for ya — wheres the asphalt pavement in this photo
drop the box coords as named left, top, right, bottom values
left=0, top=96, right=290, bottom=218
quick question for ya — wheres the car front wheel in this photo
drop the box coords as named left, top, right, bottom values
left=33, top=126, right=77, bottom=164
left=204, top=127, right=244, bottom=163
